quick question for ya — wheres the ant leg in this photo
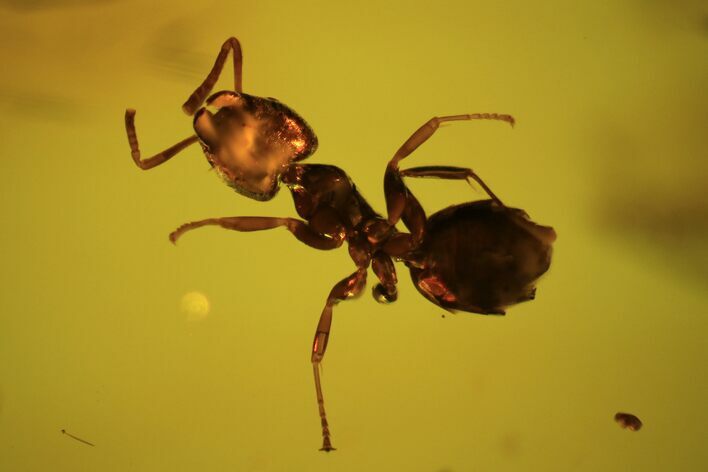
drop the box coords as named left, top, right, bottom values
left=401, top=190, right=426, bottom=242
left=400, top=165, right=504, bottom=206
left=168, top=215, right=344, bottom=250
left=385, top=113, right=513, bottom=225
left=124, top=109, right=199, bottom=170
left=384, top=163, right=429, bottom=231
left=311, top=268, right=368, bottom=451
left=389, top=113, right=515, bottom=168
left=381, top=232, right=417, bottom=258
left=371, top=251, right=398, bottom=303
left=182, top=37, right=243, bottom=115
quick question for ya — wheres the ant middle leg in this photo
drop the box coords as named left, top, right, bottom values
left=311, top=267, right=367, bottom=451
left=124, top=109, right=199, bottom=170
left=168, top=215, right=343, bottom=250
left=182, top=37, right=243, bottom=115
left=400, top=165, right=504, bottom=206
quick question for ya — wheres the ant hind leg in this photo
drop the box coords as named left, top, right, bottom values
left=400, top=165, right=504, bottom=206
left=389, top=113, right=515, bottom=168
left=384, top=114, right=513, bottom=225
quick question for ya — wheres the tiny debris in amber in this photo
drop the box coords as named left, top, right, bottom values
left=614, top=412, right=642, bottom=431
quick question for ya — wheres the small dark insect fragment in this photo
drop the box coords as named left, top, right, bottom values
left=61, top=429, right=95, bottom=446
left=614, top=412, right=642, bottom=431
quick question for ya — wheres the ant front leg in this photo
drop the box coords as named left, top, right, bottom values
left=385, top=113, right=514, bottom=225
left=182, top=37, right=243, bottom=115
left=169, top=216, right=344, bottom=250
left=311, top=267, right=367, bottom=451
left=400, top=165, right=504, bottom=206
left=124, top=110, right=199, bottom=170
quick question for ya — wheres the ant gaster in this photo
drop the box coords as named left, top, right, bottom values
left=125, top=37, right=556, bottom=452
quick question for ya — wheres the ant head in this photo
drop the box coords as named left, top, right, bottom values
left=193, top=91, right=318, bottom=200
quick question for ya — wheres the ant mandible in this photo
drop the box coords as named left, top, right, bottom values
left=125, top=37, right=556, bottom=452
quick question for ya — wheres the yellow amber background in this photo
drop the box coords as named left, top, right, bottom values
left=0, top=1, right=706, bottom=470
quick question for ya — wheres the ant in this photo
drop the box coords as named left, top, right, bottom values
left=125, top=37, right=556, bottom=451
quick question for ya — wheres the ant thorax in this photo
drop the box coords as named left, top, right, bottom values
left=194, top=92, right=317, bottom=200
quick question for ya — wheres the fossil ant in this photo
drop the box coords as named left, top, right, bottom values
left=125, top=37, right=556, bottom=451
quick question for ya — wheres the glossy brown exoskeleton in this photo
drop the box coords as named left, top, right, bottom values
left=125, top=37, right=556, bottom=452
